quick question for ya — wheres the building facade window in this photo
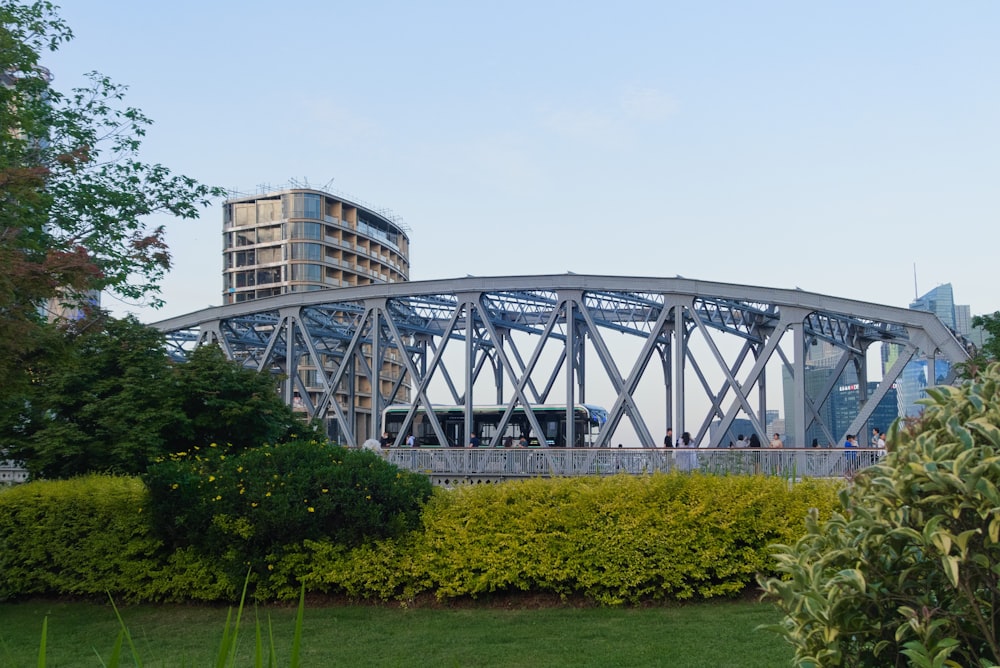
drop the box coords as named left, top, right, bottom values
left=257, top=268, right=282, bottom=285
left=290, top=263, right=322, bottom=282
left=256, top=225, right=283, bottom=244
left=289, top=221, right=322, bottom=240
left=285, top=193, right=322, bottom=220
left=290, top=242, right=323, bottom=261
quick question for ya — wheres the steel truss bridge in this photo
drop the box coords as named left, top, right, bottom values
left=153, top=274, right=970, bottom=460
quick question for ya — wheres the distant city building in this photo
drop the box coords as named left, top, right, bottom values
left=222, top=186, right=412, bottom=440
left=896, top=283, right=969, bottom=418
left=831, top=381, right=899, bottom=445
left=222, top=187, right=410, bottom=303
left=909, top=284, right=960, bottom=333
left=41, top=289, right=101, bottom=323
left=710, top=417, right=755, bottom=447
left=782, top=340, right=899, bottom=447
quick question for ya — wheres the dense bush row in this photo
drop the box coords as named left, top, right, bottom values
left=0, top=475, right=231, bottom=602
left=143, top=440, right=433, bottom=583
left=294, top=474, right=840, bottom=605
left=0, top=470, right=839, bottom=605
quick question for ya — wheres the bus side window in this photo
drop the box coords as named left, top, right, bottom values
left=480, top=422, right=498, bottom=442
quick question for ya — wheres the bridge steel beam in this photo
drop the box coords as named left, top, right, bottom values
left=152, top=275, right=971, bottom=448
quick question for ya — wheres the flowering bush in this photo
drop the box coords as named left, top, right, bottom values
left=144, top=440, right=433, bottom=581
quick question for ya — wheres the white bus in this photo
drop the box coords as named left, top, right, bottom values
left=381, top=403, right=609, bottom=448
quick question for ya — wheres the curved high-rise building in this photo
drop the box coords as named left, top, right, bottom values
left=222, top=187, right=411, bottom=439
left=222, top=187, right=409, bottom=302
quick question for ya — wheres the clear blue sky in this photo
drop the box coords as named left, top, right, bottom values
left=43, top=1, right=999, bottom=321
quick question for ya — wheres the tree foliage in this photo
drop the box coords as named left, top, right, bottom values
left=143, top=440, right=434, bottom=588
left=0, top=1, right=223, bottom=407
left=3, top=316, right=314, bottom=479
left=172, top=345, right=310, bottom=455
left=759, top=363, right=1000, bottom=667
left=4, top=315, right=180, bottom=478
left=962, top=311, right=1000, bottom=377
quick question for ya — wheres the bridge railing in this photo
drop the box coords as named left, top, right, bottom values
left=382, top=447, right=885, bottom=480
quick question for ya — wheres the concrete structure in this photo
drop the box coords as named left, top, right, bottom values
left=0, top=460, right=29, bottom=486
left=222, top=186, right=412, bottom=438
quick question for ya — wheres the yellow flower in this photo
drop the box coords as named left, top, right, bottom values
left=239, top=488, right=245, bottom=494
left=210, top=443, right=217, bottom=448
left=307, top=507, right=315, bottom=513
left=208, top=475, right=216, bottom=482
left=171, top=483, right=179, bottom=490
left=265, top=492, right=272, bottom=497
left=214, top=495, right=222, bottom=501
left=267, top=564, right=274, bottom=571
left=237, top=466, right=244, bottom=473
left=251, top=502, right=258, bottom=508
left=321, top=488, right=329, bottom=493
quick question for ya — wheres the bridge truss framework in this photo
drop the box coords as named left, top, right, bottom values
left=153, top=274, right=970, bottom=449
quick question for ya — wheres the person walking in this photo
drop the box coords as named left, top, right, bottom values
left=844, top=433, right=858, bottom=476
left=679, top=431, right=697, bottom=472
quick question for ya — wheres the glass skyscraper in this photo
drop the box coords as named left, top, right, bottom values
left=897, top=283, right=968, bottom=418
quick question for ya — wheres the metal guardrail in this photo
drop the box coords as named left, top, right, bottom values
left=382, top=447, right=885, bottom=481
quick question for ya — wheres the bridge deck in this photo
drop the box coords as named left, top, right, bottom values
left=381, top=446, right=881, bottom=485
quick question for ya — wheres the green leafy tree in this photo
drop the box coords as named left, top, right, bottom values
left=759, top=363, right=1000, bottom=667
left=0, top=1, right=223, bottom=410
left=5, top=315, right=183, bottom=478
left=172, top=344, right=315, bottom=453
left=4, top=318, right=315, bottom=479
left=962, top=311, right=1000, bottom=378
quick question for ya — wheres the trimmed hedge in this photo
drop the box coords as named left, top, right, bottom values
left=0, top=475, right=231, bottom=602
left=294, top=474, right=841, bottom=605
left=0, top=472, right=841, bottom=605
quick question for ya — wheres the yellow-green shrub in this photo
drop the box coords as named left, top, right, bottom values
left=421, top=474, right=838, bottom=604
left=0, top=472, right=840, bottom=605
left=296, top=474, right=840, bottom=605
left=0, top=475, right=230, bottom=601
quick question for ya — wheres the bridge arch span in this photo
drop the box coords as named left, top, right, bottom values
left=152, top=274, right=970, bottom=449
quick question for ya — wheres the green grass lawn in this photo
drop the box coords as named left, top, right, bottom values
left=0, top=597, right=792, bottom=667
